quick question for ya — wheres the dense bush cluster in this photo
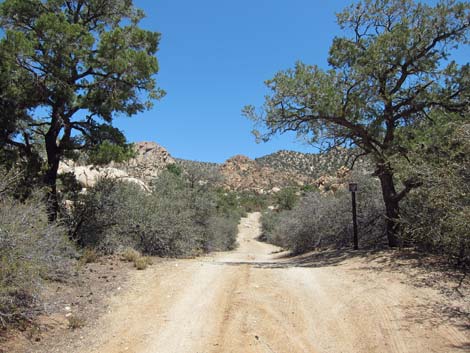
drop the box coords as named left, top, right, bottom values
left=69, top=167, right=242, bottom=257
left=0, top=173, right=74, bottom=327
left=261, top=171, right=385, bottom=254
left=261, top=119, right=470, bottom=270
left=399, top=121, right=470, bottom=268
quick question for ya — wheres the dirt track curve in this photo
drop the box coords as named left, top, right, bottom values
left=63, top=212, right=468, bottom=353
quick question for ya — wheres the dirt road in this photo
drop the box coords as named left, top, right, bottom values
left=62, top=213, right=468, bottom=353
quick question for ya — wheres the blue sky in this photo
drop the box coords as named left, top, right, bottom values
left=115, top=0, right=469, bottom=163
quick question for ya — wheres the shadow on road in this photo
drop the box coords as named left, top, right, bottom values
left=215, top=248, right=386, bottom=269
left=214, top=247, right=469, bottom=342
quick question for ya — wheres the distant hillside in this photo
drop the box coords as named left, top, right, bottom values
left=175, top=158, right=220, bottom=173
left=60, top=142, right=370, bottom=193
left=219, top=155, right=314, bottom=193
left=256, top=148, right=370, bottom=179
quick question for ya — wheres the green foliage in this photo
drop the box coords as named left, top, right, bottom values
left=237, top=191, right=269, bottom=212
left=166, top=163, right=183, bottom=177
left=0, top=0, right=165, bottom=218
left=69, top=169, right=241, bottom=257
left=398, top=118, right=470, bottom=268
left=216, top=190, right=247, bottom=219
left=87, top=141, right=136, bottom=166
left=68, top=178, right=144, bottom=252
left=244, top=0, right=470, bottom=246
left=274, top=187, right=299, bottom=211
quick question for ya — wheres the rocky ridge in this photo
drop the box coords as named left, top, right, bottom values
left=59, top=142, right=365, bottom=193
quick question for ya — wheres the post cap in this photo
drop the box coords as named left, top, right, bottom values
left=349, top=183, right=358, bottom=192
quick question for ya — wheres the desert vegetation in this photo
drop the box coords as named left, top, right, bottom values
left=248, top=0, right=469, bottom=269
left=261, top=118, right=470, bottom=268
left=68, top=165, right=241, bottom=257
left=245, top=0, right=469, bottom=248
left=0, top=162, right=244, bottom=330
left=0, top=0, right=468, bottom=348
left=0, top=171, right=75, bottom=328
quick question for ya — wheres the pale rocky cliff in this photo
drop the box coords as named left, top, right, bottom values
left=117, top=141, right=175, bottom=182
left=59, top=142, right=175, bottom=190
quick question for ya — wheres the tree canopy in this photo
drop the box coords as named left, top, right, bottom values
left=0, top=0, right=164, bottom=219
left=244, top=0, right=470, bottom=246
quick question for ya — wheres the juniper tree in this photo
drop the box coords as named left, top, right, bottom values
left=244, top=0, right=470, bottom=247
left=0, top=0, right=164, bottom=220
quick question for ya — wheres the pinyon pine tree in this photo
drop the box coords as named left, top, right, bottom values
left=244, top=0, right=470, bottom=247
left=0, top=0, right=164, bottom=220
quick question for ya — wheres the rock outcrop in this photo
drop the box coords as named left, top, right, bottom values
left=58, top=162, right=150, bottom=191
left=219, top=155, right=314, bottom=193
left=58, top=142, right=175, bottom=191
left=117, top=142, right=175, bottom=183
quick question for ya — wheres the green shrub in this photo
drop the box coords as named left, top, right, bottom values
left=67, top=178, right=144, bottom=253
left=274, top=187, right=299, bottom=211
left=398, top=121, right=470, bottom=268
left=133, top=256, right=152, bottom=270
left=68, top=169, right=242, bottom=258
left=259, top=210, right=282, bottom=245
left=203, top=215, right=239, bottom=251
left=238, top=191, right=269, bottom=212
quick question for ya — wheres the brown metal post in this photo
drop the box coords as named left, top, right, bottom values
left=351, top=191, right=358, bottom=250
left=349, top=183, right=359, bottom=250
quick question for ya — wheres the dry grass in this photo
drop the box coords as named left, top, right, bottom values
left=122, top=248, right=140, bottom=263
left=80, top=248, right=99, bottom=265
left=133, top=256, right=152, bottom=270
left=67, top=314, right=85, bottom=330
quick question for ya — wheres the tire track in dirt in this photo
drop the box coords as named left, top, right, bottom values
left=45, top=212, right=468, bottom=353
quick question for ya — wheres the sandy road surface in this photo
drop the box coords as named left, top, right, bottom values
left=63, top=213, right=468, bottom=353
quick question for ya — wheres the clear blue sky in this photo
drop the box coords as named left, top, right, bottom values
left=114, top=0, right=469, bottom=163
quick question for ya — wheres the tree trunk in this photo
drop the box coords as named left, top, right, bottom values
left=377, top=165, right=400, bottom=248
left=44, top=130, right=60, bottom=222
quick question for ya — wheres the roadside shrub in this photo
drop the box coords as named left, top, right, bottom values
left=68, top=178, right=145, bottom=253
left=274, top=187, right=299, bottom=211
left=399, top=121, right=470, bottom=268
left=262, top=171, right=385, bottom=254
left=0, top=188, right=73, bottom=328
left=215, top=190, right=247, bottom=219
left=121, top=247, right=141, bottom=262
left=238, top=191, right=269, bottom=212
left=133, top=256, right=152, bottom=270
left=203, top=215, right=239, bottom=251
left=259, top=210, right=282, bottom=245
left=69, top=169, right=242, bottom=258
